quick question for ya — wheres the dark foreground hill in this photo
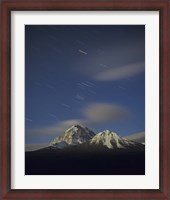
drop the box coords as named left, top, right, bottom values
left=25, top=146, right=145, bottom=175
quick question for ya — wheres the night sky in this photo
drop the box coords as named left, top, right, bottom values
left=25, top=25, right=145, bottom=145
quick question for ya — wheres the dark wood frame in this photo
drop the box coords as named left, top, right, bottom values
left=0, top=0, right=169, bottom=199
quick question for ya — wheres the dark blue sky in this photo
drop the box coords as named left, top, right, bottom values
left=25, top=25, right=145, bottom=144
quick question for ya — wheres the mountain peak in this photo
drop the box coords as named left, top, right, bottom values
left=97, top=130, right=121, bottom=138
left=90, top=130, right=122, bottom=149
left=71, top=124, right=83, bottom=128
left=102, top=130, right=118, bottom=135
left=50, top=124, right=95, bottom=148
left=104, top=130, right=110, bottom=132
left=66, top=124, right=85, bottom=132
left=90, top=130, right=143, bottom=150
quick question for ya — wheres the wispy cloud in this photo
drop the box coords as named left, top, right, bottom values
left=25, top=143, right=49, bottom=152
left=124, top=131, right=145, bottom=143
left=26, top=119, right=85, bottom=138
left=83, top=103, right=130, bottom=123
left=54, top=119, right=85, bottom=132
left=94, top=62, right=144, bottom=81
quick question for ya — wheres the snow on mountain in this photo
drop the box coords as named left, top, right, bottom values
left=50, top=125, right=95, bottom=148
left=90, top=130, right=144, bottom=150
left=50, top=125, right=144, bottom=151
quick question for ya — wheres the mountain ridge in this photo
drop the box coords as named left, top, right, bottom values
left=49, top=125, right=144, bottom=151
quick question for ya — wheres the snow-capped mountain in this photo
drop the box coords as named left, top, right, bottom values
left=50, top=125, right=144, bottom=151
left=50, top=125, right=95, bottom=149
left=90, top=130, right=144, bottom=150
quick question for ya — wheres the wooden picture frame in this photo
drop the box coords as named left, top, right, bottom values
left=0, top=0, right=169, bottom=199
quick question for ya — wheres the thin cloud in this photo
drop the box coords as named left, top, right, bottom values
left=94, top=62, right=144, bottom=81
left=26, top=119, right=85, bottom=138
left=25, top=143, right=49, bottom=152
left=55, top=119, right=85, bottom=131
left=83, top=103, right=130, bottom=123
left=124, top=131, right=145, bottom=143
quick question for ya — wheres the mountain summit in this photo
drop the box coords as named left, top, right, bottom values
left=90, top=130, right=144, bottom=150
left=90, top=130, right=125, bottom=149
left=50, top=125, right=95, bottom=149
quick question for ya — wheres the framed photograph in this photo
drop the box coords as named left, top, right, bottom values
left=0, top=0, right=169, bottom=199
